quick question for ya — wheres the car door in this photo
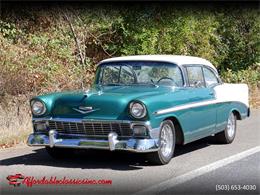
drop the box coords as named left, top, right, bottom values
left=202, top=66, right=223, bottom=133
left=180, top=65, right=217, bottom=142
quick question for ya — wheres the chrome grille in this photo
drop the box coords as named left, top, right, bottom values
left=36, top=121, right=133, bottom=137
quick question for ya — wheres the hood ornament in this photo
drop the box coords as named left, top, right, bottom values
left=73, top=106, right=99, bottom=114
left=83, top=89, right=90, bottom=97
left=97, top=90, right=103, bottom=95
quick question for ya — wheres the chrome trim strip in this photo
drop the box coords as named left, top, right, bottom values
left=154, top=99, right=218, bottom=115
left=33, top=117, right=149, bottom=125
left=33, top=117, right=53, bottom=121
left=154, top=100, right=249, bottom=115
left=33, top=118, right=152, bottom=130
left=55, top=133, right=136, bottom=138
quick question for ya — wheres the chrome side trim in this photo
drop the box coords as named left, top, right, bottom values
left=154, top=100, right=249, bottom=116
left=154, top=99, right=218, bottom=115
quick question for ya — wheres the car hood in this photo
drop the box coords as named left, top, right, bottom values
left=33, top=85, right=172, bottom=120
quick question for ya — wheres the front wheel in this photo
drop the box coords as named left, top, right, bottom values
left=215, top=112, right=237, bottom=144
left=147, top=120, right=176, bottom=165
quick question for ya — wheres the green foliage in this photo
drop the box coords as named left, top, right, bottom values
left=0, top=21, right=23, bottom=42
left=221, top=65, right=260, bottom=87
left=0, top=4, right=259, bottom=96
left=214, top=10, right=260, bottom=71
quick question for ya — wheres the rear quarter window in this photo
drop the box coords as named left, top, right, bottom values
left=186, top=66, right=205, bottom=88
left=203, top=67, right=219, bottom=87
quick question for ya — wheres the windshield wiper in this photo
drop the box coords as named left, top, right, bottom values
left=150, top=79, right=159, bottom=87
left=102, top=83, right=124, bottom=86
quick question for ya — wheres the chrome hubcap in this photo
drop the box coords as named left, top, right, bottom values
left=227, top=113, right=235, bottom=138
left=160, top=124, right=174, bottom=158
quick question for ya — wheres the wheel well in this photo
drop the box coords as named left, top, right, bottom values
left=232, top=110, right=242, bottom=120
left=164, top=117, right=184, bottom=145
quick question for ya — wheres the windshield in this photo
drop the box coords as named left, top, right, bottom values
left=96, top=61, right=183, bottom=87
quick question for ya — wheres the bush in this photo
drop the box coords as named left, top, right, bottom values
left=0, top=4, right=259, bottom=96
left=220, top=65, right=260, bottom=88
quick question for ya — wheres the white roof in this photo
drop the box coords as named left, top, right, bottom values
left=100, top=55, right=217, bottom=72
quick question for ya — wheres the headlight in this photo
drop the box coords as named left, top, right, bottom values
left=129, top=102, right=147, bottom=119
left=31, top=100, right=46, bottom=116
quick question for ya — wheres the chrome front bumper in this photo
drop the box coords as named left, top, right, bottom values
left=27, top=130, right=159, bottom=153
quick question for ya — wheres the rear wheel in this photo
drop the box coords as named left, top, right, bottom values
left=215, top=112, right=237, bottom=144
left=147, top=120, right=176, bottom=165
left=45, top=147, right=74, bottom=159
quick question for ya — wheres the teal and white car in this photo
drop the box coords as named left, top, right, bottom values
left=28, top=55, right=250, bottom=165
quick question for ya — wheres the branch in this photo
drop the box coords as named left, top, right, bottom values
left=63, top=13, right=85, bottom=66
left=77, top=16, right=117, bottom=57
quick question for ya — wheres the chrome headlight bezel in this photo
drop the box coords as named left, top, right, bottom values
left=129, top=101, right=147, bottom=119
left=30, top=100, right=46, bottom=116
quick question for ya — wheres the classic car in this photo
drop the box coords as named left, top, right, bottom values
left=27, top=55, right=250, bottom=165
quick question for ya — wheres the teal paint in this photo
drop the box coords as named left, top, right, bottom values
left=31, top=85, right=248, bottom=144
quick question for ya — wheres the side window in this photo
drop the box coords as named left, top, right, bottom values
left=186, top=66, right=205, bottom=88
left=203, top=67, right=219, bottom=87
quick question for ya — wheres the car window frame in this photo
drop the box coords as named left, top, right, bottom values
left=96, top=61, right=185, bottom=87
left=202, top=66, right=220, bottom=88
left=184, top=64, right=206, bottom=88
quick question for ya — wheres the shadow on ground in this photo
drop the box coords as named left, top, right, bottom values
left=1, top=137, right=217, bottom=171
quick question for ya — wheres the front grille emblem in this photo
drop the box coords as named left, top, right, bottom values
left=73, top=106, right=99, bottom=114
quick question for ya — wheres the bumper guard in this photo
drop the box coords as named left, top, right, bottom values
left=27, top=130, right=159, bottom=153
